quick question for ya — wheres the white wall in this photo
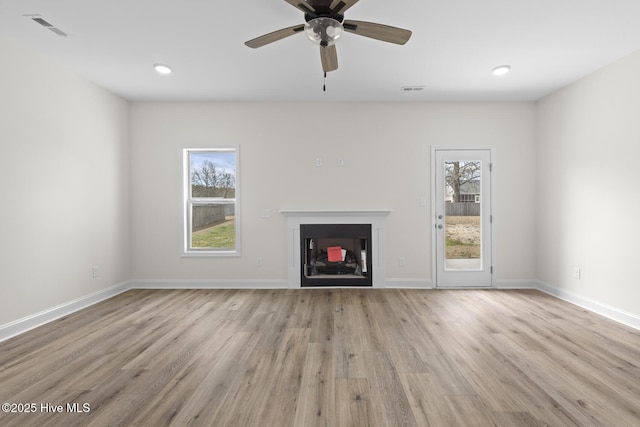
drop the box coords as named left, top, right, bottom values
left=536, top=49, right=640, bottom=318
left=130, top=102, right=537, bottom=286
left=5, top=32, right=639, bottom=332
left=0, top=38, right=130, bottom=326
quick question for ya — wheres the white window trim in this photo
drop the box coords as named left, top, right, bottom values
left=181, top=147, right=241, bottom=257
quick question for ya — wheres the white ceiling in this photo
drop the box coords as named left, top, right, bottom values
left=2, top=0, right=640, bottom=102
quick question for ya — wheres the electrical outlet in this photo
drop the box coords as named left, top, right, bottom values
left=315, top=158, right=322, bottom=167
left=573, top=267, right=581, bottom=279
left=261, top=208, right=271, bottom=219
left=92, top=266, right=100, bottom=279
left=337, top=158, right=345, bottom=167
left=257, top=257, right=263, bottom=267
left=399, top=257, right=406, bottom=267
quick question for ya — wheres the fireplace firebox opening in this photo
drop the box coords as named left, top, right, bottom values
left=300, top=224, right=373, bottom=287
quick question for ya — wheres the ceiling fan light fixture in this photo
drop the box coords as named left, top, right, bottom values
left=492, top=65, right=511, bottom=76
left=304, top=17, right=343, bottom=47
left=154, top=64, right=172, bottom=75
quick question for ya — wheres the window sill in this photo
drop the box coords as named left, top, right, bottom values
left=181, top=250, right=240, bottom=258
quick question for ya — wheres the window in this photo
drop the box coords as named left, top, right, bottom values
left=459, top=193, right=480, bottom=203
left=183, top=148, right=239, bottom=255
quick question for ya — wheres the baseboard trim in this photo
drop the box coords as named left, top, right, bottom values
left=495, top=280, right=539, bottom=289
left=536, top=281, right=640, bottom=330
left=0, top=281, right=132, bottom=343
left=130, top=279, right=289, bottom=289
left=385, top=278, right=434, bottom=289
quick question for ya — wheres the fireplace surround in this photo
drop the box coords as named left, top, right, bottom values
left=281, top=210, right=390, bottom=288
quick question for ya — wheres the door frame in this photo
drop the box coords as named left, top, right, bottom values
left=431, top=146, right=496, bottom=288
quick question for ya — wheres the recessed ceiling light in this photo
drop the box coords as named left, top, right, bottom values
left=154, top=64, right=172, bottom=75
left=492, top=65, right=511, bottom=76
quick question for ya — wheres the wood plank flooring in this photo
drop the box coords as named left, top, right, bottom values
left=1, top=289, right=639, bottom=426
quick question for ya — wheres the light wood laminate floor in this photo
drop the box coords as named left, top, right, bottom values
left=1, top=289, right=639, bottom=426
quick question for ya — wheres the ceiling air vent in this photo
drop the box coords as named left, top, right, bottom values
left=29, top=15, right=68, bottom=37
left=32, top=17, right=53, bottom=27
left=401, top=86, right=425, bottom=92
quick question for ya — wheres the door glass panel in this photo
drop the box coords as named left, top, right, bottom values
left=444, top=160, right=482, bottom=270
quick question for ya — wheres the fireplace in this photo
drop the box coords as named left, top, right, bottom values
left=300, top=224, right=372, bottom=287
left=281, top=210, right=390, bottom=288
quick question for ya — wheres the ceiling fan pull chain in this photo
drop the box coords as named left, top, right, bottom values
left=323, top=72, right=327, bottom=92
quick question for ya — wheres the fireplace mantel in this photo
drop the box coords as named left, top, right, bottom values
left=281, top=210, right=390, bottom=288
left=281, top=209, right=392, bottom=217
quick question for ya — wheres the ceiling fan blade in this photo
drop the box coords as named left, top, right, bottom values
left=330, top=0, right=359, bottom=14
left=245, top=25, right=306, bottom=48
left=343, top=20, right=412, bottom=45
left=284, top=0, right=316, bottom=13
left=320, top=45, right=338, bottom=72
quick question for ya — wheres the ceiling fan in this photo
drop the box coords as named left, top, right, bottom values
left=244, top=0, right=412, bottom=73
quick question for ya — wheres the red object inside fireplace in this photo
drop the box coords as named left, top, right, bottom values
left=327, top=246, right=343, bottom=262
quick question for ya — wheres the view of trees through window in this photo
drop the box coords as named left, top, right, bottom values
left=191, top=159, right=236, bottom=198
left=445, top=160, right=481, bottom=261
left=186, top=149, right=238, bottom=253
left=445, top=161, right=480, bottom=203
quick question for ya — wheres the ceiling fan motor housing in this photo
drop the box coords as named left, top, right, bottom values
left=303, top=5, right=345, bottom=24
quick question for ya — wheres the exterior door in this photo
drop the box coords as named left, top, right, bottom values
left=433, top=148, right=493, bottom=287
